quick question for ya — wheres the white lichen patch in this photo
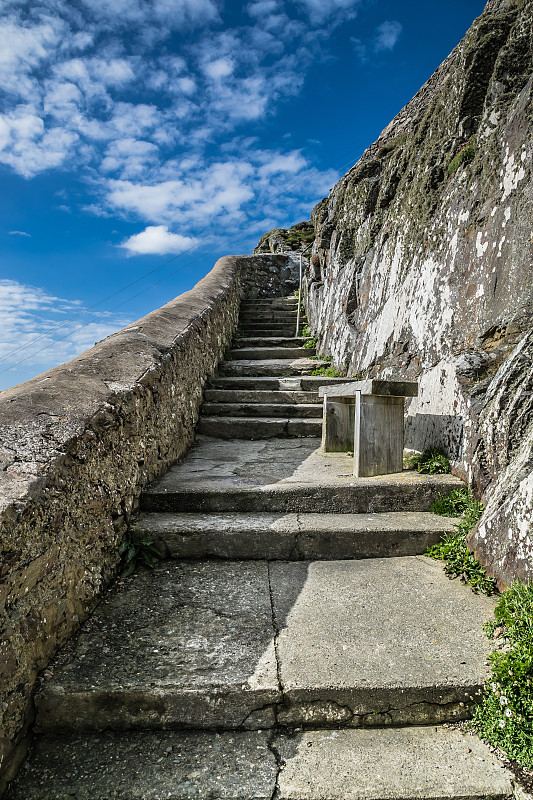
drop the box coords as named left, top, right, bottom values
left=501, top=151, right=526, bottom=202
left=476, top=231, right=489, bottom=258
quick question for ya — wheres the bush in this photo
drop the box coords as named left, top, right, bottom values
left=473, top=582, right=533, bottom=767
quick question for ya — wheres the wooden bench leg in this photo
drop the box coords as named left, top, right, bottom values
left=321, top=396, right=355, bottom=452
left=354, top=393, right=404, bottom=477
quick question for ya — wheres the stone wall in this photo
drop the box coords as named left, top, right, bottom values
left=0, top=253, right=293, bottom=792
left=299, top=0, right=532, bottom=586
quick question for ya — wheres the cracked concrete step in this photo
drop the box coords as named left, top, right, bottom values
left=233, top=336, right=313, bottom=348
left=219, top=358, right=329, bottom=377
left=6, top=727, right=514, bottom=800
left=209, top=376, right=349, bottom=390
left=34, top=558, right=494, bottom=733
left=204, top=389, right=322, bottom=404
left=142, top=437, right=463, bottom=513
left=229, top=347, right=316, bottom=359
left=130, top=511, right=459, bottom=560
left=200, top=402, right=323, bottom=418
left=197, top=416, right=322, bottom=439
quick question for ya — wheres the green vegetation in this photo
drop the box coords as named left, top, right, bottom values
left=427, top=487, right=496, bottom=595
left=473, top=581, right=533, bottom=768
left=303, top=336, right=317, bottom=349
left=403, top=448, right=451, bottom=474
left=119, top=537, right=162, bottom=577
left=311, top=365, right=345, bottom=377
left=301, top=324, right=312, bottom=337
left=376, top=133, right=408, bottom=160
left=281, top=222, right=315, bottom=249
left=448, top=136, right=475, bottom=176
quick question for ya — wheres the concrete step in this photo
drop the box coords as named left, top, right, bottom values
left=204, top=389, right=322, bottom=404
left=233, top=336, right=313, bottom=348
left=197, top=416, right=322, bottom=439
left=240, top=327, right=301, bottom=337
left=241, top=297, right=299, bottom=307
left=240, top=311, right=299, bottom=322
left=200, top=402, right=323, bottom=418
left=33, top=557, right=494, bottom=733
left=229, top=347, right=316, bottom=359
left=219, top=358, right=329, bottom=377
left=141, top=437, right=463, bottom=513
left=6, top=727, right=513, bottom=799
left=209, top=376, right=349, bottom=391
left=130, top=511, right=459, bottom=560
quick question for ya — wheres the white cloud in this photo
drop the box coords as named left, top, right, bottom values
left=8, top=230, right=31, bottom=237
left=374, top=20, right=403, bottom=52
left=203, top=57, right=235, bottom=81
left=296, top=0, right=361, bottom=24
left=120, top=225, right=198, bottom=255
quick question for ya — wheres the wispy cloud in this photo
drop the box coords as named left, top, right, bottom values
left=374, top=20, right=403, bottom=52
left=0, top=279, right=130, bottom=382
left=8, top=229, right=31, bottom=236
left=352, top=19, right=403, bottom=62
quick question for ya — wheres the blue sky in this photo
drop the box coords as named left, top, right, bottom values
left=0, top=0, right=486, bottom=390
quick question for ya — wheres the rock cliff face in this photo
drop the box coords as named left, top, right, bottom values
left=258, top=0, right=533, bottom=586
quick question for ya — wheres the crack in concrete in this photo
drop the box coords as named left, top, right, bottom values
left=266, top=561, right=285, bottom=711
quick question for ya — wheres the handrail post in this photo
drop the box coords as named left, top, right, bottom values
left=296, top=242, right=313, bottom=337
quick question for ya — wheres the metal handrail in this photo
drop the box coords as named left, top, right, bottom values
left=296, top=242, right=314, bottom=336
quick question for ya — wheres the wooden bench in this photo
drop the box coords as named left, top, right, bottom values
left=319, top=379, right=418, bottom=477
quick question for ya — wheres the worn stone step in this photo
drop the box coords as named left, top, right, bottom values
left=197, top=416, right=322, bottom=439
left=204, top=389, right=322, bottom=404
left=142, top=437, right=463, bottom=513
left=241, top=297, right=298, bottom=307
left=240, top=327, right=301, bottom=337
left=6, top=727, right=514, bottom=799
left=233, top=336, right=313, bottom=348
left=209, top=376, right=349, bottom=391
left=200, top=402, right=323, bottom=418
left=130, top=511, right=459, bottom=560
left=33, top=557, right=494, bottom=733
left=240, top=311, right=299, bottom=322
left=229, top=347, right=316, bottom=360
left=219, top=358, right=329, bottom=377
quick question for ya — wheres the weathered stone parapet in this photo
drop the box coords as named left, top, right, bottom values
left=0, top=253, right=293, bottom=792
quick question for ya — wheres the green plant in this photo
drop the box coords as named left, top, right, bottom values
left=427, top=488, right=495, bottom=594
left=310, top=353, right=331, bottom=361
left=119, top=537, right=162, bottom=577
left=473, top=582, right=533, bottom=767
left=301, top=324, right=312, bottom=337
left=404, top=448, right=451, bottom=474
left=448, top=136, right=475, bottom=176
left=311, top=365, right=345, bottom=377
left=430, top=486, right=473, bottom=516
left=303, top=336, right=317, bottom=349
left=234, top=327, right=246, bottom=340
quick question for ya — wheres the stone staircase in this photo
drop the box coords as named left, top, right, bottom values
left=6, top=295, right=515, bottom=799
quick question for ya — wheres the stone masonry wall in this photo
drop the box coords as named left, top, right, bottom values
left=299, top=0, right=532, bottom=587
left=0, top=254, right=293, bottom=792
